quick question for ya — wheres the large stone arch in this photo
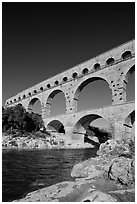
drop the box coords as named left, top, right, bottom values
left=72, top=113, right=111, bottom=144
left=46, top=120, right=65, bottom=134
left=45, top=89, right=66, bottom=116
left=28, top=97, right=42, bottom=114
left=73, top=76, right=112, bottom=112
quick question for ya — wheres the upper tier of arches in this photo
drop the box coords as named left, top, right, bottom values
left=6, top=46, right=134, bottom=106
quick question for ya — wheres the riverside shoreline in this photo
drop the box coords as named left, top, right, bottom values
left=13, top=138, right=135, bottom=202
left=2, top=133, right=94, bottom=150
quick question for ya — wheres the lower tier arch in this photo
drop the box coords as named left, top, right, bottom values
left=72, top=114, right=111, bottom=144
left=46, top=120, right=65, bottom=134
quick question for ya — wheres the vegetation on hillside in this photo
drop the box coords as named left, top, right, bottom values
left=2, top=104, right=47, bottom=136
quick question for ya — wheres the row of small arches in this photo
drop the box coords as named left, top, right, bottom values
left=72, top=50, right=132, bottom=77
left=7, top=50, right=132, bottom=105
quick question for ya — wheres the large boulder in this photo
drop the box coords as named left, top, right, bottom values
left=71, top=157, right=109, bottom=179
left=108, top=157, right=135, bottom=185
left=97, top=139, right=130, bottom=159
left=71, top=138, right=135, bottom=187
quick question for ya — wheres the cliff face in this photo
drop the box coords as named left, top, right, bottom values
left=14, top=137, right=135, bottom=202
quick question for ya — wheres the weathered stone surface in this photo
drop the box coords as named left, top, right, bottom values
left=97, top=139, right=130, bottom=158
left=71, top=157, right=109, bottom=179
left=13, top=181, right=76, bottom=202
left=72, top=139, right=135, bottom=186
left=79, top=190, right=117, bottom=202
left=108, top=157, right=135, bottom=185
left=109, top=189, right=135, bottom=202
left=54, top=181, right=75, bottom=198
left=14, top=176, right=135, bottom=202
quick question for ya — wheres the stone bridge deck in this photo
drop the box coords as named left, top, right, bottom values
left=44, top=101, right=135, bottom=127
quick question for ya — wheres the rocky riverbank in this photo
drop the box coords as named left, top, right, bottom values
left=13, top=138, right=135, bottom=202
left=2, top=132, right=64, bottom=149
left=2, top=132, right=94, bottom=150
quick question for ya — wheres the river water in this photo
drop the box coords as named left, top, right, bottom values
left=2, top=148, right=97, bottom=202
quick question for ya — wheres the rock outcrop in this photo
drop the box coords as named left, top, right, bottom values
left=108, top=157, right=135, bottom=185
left=2, top=133, right=65, bottom=150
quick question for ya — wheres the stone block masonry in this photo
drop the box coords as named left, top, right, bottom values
left=6, top=40, right=135, bottom=145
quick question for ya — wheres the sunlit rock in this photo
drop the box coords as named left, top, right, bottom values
left=108, top=157, right=135, bottom=185
left=80, top=190, right=117, bottom=202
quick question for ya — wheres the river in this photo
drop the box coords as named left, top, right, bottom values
left=2, top=148, right=97, bottom=202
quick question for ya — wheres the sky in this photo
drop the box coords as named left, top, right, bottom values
left=2, top=2, right=135, bottom=129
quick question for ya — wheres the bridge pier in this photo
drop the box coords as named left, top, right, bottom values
left=64, top=126, right=74, bottom=145
left=113, top=121, right=124, bottom=140
left=65, top=126, right=84, bottom=146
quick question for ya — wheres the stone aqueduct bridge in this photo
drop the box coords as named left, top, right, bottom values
left=6, top=40, right=135, bottom=145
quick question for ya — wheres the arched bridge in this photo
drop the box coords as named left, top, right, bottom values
left=5, top=40, right=135, bottom=145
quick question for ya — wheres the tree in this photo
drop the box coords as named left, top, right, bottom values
left=31, top=113, right=45, bottom=131
left=12, top=104, right=26, bottom=131
left=2, top=104, right=46, bottom=136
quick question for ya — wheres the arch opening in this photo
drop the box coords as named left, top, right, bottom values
left=72, top=72, right=78, bottom=79
left=94, top=63, right=100, bottom=70
left=73, top=114, right=112, bottom=146
left=46, top=90, right=66, bottom=116
left=82, top=68, right=89, bottom=75
left=47, top=120, right=65, bottom=134
left=63, top=76, right=68, bottom=82
left=28, top=98, right=42, bottom=115
left=122, top=51, right=132, bottom=60
left=54, top=80, right=59, bottom=86
left=47, top=84, right=51, bottom=88
left=106, top=57, right=115, bottom=66
left=125, top=65, right=135, bottom=102
left=123, top=110, right=135, bottom=139
left=18, top=103, right=23, bottom=106
left=74, top=77, right=112, bottom=111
